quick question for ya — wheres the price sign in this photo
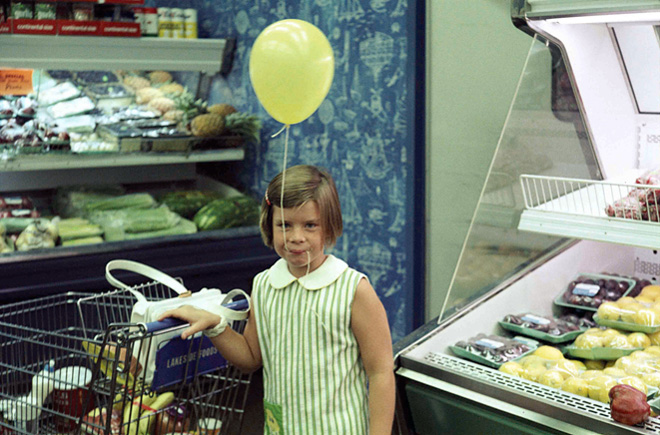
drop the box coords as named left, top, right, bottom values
left=0, top=69, right=34, bottom=95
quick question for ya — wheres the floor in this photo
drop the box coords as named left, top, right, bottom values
left=236, top=369, right=264, bottom=434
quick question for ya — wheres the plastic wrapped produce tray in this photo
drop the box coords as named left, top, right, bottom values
left=449, top=335, right=538, bottom=369
left=498, top=321, right=585, bottom=344
left=593, top=314, right=660, bottom=334
left=554, top=273, right=636, bottom=312
left=563, top=345, right=642, bottom=360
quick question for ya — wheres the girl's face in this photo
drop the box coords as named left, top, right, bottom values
left=272, top=201, right=327, bottom=278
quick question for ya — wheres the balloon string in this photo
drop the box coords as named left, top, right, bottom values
left=272, top=125, right=287, bottom=138
left=280, top=124, right=290, bottom=254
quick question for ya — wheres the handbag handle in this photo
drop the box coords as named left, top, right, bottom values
left=106, top=260, right=251, bottom=320
left=106, top=260, right=188, bottom=303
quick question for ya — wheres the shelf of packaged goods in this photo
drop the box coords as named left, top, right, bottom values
left=0, top=148, right=244, bottom=171
left=518, top=173, right=660, bottom=249
left=0, top=35, right=234, bottom=74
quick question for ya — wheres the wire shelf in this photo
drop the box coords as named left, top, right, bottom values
left=518, top=174, right=660, bottom=249
left=521, top=174, right=660, bottom=222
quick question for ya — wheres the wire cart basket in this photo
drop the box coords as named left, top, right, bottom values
left=0, top=280, right=252, bottom=435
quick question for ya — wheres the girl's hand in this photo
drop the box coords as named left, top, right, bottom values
left=158, top=305, right=222, bottom=340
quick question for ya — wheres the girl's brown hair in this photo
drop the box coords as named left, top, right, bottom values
left=260, top=165, right=343, bottom=248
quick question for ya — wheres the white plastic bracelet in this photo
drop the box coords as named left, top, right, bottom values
left=203, top=317, right=228, bottom=338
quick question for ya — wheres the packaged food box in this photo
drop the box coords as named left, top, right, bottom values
left=554, top=273, right=636, bottom=311
left=37, top=82, right=81, bottom=106
left=47, top=97, right=95, bottom=119
left=499, top=313, right=585, bottom=343
left=449, top=334, right=538, bottom=369
left=85, top=83, right=134, bottom=111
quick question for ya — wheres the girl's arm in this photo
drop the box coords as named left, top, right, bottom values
left=158, top=303, right=262, bottom=373
left=351, top=278, right=395, bottom=435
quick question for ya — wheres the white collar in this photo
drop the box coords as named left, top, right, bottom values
left=268, top=254, right=348, bottom=290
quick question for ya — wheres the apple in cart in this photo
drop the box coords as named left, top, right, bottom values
left=82, top=407, right=121, bottom=435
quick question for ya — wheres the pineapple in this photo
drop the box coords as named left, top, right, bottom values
left=135, top=87, right=164, bottom=104
left=224, top=112, right=262, bottom=144
left=163, top=110, right=184, bottom=123
left=123, top=75, right=151, bottom=91
left=149, top=71, right=173, bottom=84
left=147, top=97, right=176, bottom=115
left=172, top=90, right=208, bottom=126
left=190, top=113, right=225, bottom=137
left=208, top=103, right=237, bottom=117
left=160, top=83, right=185, bottom=96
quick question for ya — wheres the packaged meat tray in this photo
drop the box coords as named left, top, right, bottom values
left=554, top=273, right=636, bottom=311
left=449, top=334, right=538, bottom=369
left=499, top=313, right=585, bottom=343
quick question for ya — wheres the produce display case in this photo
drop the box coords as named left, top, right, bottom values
left=395, top=1, right=660, bottom=433
left=0, top=36, right=277, bottom=303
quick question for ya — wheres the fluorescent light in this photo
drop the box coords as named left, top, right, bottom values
left=546, top=11, right=660, bottom=24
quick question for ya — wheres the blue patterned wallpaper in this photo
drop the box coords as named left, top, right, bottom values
left=145, top=0, right=421, bottom=342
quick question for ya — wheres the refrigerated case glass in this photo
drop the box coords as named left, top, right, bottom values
left=438, top=34, right=598, bottom=323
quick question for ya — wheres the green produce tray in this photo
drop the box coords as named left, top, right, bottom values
left=449, top=336, right=538, bottom=369
left=563, top=345, right=642, bottom=360
left=498, top=321, right=585, bottom=344
left=554, top=273, right=636, bottom=312
left=648, top=395, right=660, bottom=413
left=593, top=314, right=660, bottom=333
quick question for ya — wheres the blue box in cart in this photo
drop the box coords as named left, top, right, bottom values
left=152, top=335, right=227, bottom=390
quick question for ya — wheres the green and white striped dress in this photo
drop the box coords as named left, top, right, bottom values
left=252, top=255, right=369, bottom=434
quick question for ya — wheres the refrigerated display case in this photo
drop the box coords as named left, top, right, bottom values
left=396, top=1, right=660, bottom=433
left=0, top=35, right=277, bottom=302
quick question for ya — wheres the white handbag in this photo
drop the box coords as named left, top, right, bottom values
left=105, top=260, right=250, bottom=387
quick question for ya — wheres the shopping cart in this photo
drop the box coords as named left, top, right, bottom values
left=0, top=279, right=252, bottom=435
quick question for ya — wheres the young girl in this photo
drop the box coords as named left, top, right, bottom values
left=159, top=165, right=395, bottom=434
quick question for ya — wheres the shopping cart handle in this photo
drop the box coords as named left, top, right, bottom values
left=143, top=299, right=250, bottom=333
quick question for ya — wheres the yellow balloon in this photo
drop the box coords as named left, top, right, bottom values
left=249, top=19, right=334, bottom=125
